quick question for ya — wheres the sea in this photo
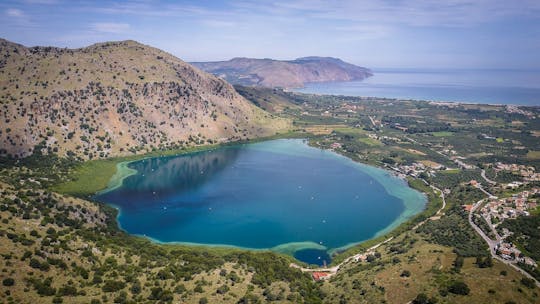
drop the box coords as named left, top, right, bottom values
left=294, top=68, right=540, bottom=106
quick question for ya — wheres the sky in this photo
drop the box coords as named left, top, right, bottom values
left=1, top=0, right=540, bottom=69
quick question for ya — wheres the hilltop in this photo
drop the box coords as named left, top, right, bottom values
left=0, top=39, right=289, bottom=159
left=191, top=56, right=372, bottom=88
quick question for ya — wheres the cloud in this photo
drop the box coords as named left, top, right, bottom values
left=90, top=22, right=130, bottom=34
left=201, top=19, right=237, bottom=28
left=6, top=8, right=25, bottom=18
left=333, top=24, right=392, bottom=40
left=90, top=2, right=208, bottom=17
left=232, top=0, right=540, bottom=28
left=22, top=0, right=59, bottom=4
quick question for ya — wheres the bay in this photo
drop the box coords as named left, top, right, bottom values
left=295, top=68, right=540, bottom=106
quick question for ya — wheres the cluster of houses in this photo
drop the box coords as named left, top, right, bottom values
left=451, top=156, right=476, bottom=170
left=505, top=105, right=536, bottom=118
left=367, top=133, right=401, bottom=143
left=330, top=142, right=342, bottom=150
left=493, top=162, right=540, bottom=182
left=393, top=160, right=447, bottom=179
left=480, top=188, right=538, bottom=222
left=474, top=188, right=539, bottom=266
left=495, top=242, right=537, bottom=267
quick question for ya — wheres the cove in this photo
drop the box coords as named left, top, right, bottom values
left=95, top=139, right=426, bottom=265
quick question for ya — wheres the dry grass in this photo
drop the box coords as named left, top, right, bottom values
left=322, top=234, right=539, bottom=304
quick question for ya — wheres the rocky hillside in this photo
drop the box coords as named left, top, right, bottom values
left=192, top=57, right=372, bottom=88
left=0, top=39, right=289, bottom=159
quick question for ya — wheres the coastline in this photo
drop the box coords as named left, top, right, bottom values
left=292, top=79, right=540, bottom=106
left=96, top=138, right=428, bottom=264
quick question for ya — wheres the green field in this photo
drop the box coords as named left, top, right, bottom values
left=358, top=137, right=382, bottom=146
left=431, top=131, right=455, bottom=137
left=527, top=150, right=540, bottom=159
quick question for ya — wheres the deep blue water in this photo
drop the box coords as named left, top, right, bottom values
left=95, top=139, right=425, bottom=265
left=295, top=69, right=540, bottom=106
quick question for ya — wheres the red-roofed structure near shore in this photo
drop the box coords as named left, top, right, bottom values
left=312, top=272, right=331, bottom=281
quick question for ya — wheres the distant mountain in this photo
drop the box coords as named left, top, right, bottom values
left=191, top=56, right=372, bottom=88
left=0, top=39, right=289, bottom=159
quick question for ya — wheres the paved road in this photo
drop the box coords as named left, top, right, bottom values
left=481, top=169, right=497, bottom=185
left=475, top=184, right=496, bottom=199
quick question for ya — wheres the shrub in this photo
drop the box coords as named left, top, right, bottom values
left=400, top=270, right=411, bottom=277
left=412, top=293, right=437, bottom=304
left=130, top=282, right=141, bottom=294
left=520, top=277, right=536, bottom=289
left=448, top=281, right=470, bottom=295
left=194, top=285, right=204, bottom=293
left=174, top=284, right=186, bottom=294
left=2, top=278, right=14, bottom=286
left=58, top=285, right=77, bottom=296
left=217, top=284, right=230, bottom=294
left=102, top=280, right=125, bottom=292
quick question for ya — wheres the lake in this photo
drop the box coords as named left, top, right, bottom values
left=295, top=68, right=540, bottom=106
left=95, top=139, right=426, bottom=265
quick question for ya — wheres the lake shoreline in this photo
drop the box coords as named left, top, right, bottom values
left=95, top=138, right=427, bottom=266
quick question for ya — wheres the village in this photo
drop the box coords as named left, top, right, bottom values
left=475, top=187, right=539, bottom=267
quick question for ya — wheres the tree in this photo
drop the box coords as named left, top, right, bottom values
left=448, top=281, right=470, bottom=295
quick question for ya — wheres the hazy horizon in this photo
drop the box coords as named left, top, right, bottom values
left=1, top=0, right=539, bottom=70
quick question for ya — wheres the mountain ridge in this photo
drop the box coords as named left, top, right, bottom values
left=191, top=56, right=372, bottom=88
left=0, top=38, right=289, bottom=159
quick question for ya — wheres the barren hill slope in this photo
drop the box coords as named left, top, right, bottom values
left=0, top=39, right=289, bottom=159
left=192, top=56, right=372, bottom=88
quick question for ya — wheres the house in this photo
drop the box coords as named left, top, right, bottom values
left=312, top=272, right=330, bottom=281
left=462, top=205, right=473, bottom=212
left=330, top=142, right=342, bottom=149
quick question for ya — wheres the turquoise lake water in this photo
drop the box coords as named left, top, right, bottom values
left=295, top=69, right=540, bottom=106
left=95, top=139, right=426, bottom=265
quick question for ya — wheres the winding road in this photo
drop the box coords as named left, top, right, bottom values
left=468, top=197, right=540, bottom=288
left=481, top=169, right=497, bottom=185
